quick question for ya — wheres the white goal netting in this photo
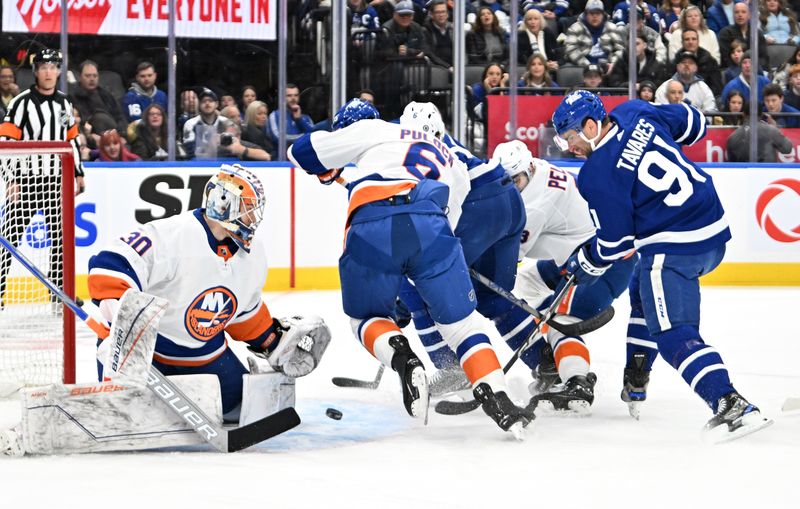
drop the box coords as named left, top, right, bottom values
left=0, top=144, right=75, bottom=390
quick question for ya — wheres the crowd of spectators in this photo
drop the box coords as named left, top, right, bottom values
left=2, top=0, right=800, bottom=162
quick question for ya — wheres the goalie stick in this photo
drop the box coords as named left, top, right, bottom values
left=0, top=233, right=300, bottom=453
left=435, top=276, right=577, bottom=416
left=469, top=268, right=614, bottom=337
left=332, top=365, right=385, bottom=389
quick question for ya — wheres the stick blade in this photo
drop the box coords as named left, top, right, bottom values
left=226, top=407, right=301, bottom=452
left=331, top=377, right=379, bottom=389
left=434, top=398, right=482, bottom=416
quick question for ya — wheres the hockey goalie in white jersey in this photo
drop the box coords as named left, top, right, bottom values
left=0, top=164, right=330, bottom=456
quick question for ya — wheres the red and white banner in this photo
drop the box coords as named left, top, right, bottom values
left=487, top=95, right=800, bottom=162
left=4, top=0, right=276, bottom=40
left=486, top=95, right=627, bottom=157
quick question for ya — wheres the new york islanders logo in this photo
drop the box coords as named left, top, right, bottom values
left=184, top=287, right=238, bottom=341
left=755, top=179, right=800, bottom=243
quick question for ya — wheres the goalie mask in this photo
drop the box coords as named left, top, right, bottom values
left=204, top=164, right=265, bottom=252
left=400, top=101, right=445, bottom=139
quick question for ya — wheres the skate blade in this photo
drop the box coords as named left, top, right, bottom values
left=782, top=397, right=800, bottom=413
left=627, top=401, right=641, bottom=420
left=534, top=400, right=592, bottom=417
left=409, top=367, right=430, bottom=425
left=508, top=421, right=526, bottom=441
left=703, top=413, right=774, bottom=444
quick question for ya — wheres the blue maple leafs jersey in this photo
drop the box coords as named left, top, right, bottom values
left=578, top=100, right=731, bottom=262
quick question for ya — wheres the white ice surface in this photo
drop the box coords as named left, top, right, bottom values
left=1, top=287, right=798, bottom=508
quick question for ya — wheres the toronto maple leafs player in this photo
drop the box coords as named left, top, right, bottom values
left=552, top=90, right=772, bottom=441
left=288, top=99, right=534, bottom=437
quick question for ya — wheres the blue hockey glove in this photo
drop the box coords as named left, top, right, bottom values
left=564, top=244, right=611, bottom=285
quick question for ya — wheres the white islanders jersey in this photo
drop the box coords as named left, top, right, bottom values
left=88, top=210, right=273, bottom=365
left=518, top=159, right=596, bottom=266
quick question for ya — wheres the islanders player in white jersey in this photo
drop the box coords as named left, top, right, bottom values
left=552, top=91, right=772, bottom=441
left=87, top=165, right=330, bottom=420
left=492, top=140, right=637, bottom=414
left=394, top=103, right=541, bottom=400
left=288, top=99, right=534, bottom=437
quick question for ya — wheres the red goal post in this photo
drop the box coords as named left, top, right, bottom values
left=0, top=141, right=76, bottom=388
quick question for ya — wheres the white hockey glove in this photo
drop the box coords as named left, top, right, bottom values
left=249, top=315, right=331, bottom=378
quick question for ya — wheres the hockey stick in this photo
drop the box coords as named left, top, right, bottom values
left=468, top=268, right=614, bottom=337
left=435, top=275, right=576, bottom=416
left=0, top=234, right=300, bottom=452
left=332, top=364, right=385, bottom=389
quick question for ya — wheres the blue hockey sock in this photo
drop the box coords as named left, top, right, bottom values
left=625, top=315, right=658, bottom=372
left=495, top=305, right=538, bottom=369
left=657, top=325, right=736, bottom=412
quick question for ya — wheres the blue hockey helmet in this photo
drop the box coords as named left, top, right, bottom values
left=332, top=98, right=380, bottom=130
left=551, top=90, right=607, bottom=151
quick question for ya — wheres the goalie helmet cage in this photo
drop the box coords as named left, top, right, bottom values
left=0, top=141, right=76, bottom=388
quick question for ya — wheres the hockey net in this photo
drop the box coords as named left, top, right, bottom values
left=0, top=142, right=75, bottom=393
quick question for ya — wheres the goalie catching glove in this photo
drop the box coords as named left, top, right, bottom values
left=249, top=315, right=331, bottom=377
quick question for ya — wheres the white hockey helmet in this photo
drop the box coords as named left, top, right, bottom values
left=203, top=164, right=265, bottom=252
left=400, top=101, right=445, bottom=139
left=493, top=140, right=535, bottom=191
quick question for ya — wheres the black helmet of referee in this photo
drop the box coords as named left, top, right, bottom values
left=32, top=49, right=62, bottom=69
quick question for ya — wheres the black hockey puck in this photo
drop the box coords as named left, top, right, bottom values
left=325, top=408, right=343, bottom=420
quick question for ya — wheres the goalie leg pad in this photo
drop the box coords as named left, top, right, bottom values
left=19, top=374, right=222, bottom=455
left=98, top=289, right=169, bottom=382
left=239, top=372, right=296, bottom=426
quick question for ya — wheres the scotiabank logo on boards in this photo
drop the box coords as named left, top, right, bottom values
left=755, top=179, right=800, bottom=243
left=17, top=0, right=111, bottom=34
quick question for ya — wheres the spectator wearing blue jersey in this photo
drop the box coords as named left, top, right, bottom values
left=763, top=83, right=800, bottom=128
left=348, top=0, right=381, bottom=31
left=266, top=83, right=314, bottom=148
left=612, top=0, right=661, bottom=33
left=720, top=51, right=771, bottom=107
left=551, top=90, right=772, bottom=442
left=657, top=0, right=688, bottom=32
left=707, top=0, right=745, bottom=34
left=522, top=0, right=569, bottom=26
left=121, top=62, right=168, bottom=125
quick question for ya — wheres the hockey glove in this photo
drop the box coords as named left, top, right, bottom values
left=564, top=243, right=611, bottom=286
left=249, top=316, right=331, bottom=377
left=317, top=168, right=343, bottom=185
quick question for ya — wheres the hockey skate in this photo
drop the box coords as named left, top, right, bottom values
left=529, top=372, right=597, bottom=416
left=389, top=336, right=430, bottom=422
left=527, top=344, right=561, bottom=396
left=428, top=364, right=471, bottom=398
left=0, top=426, right=23, bottom=457
left=703, top=392, right=773, bottom=444
left=621, top=352, right=650, bottom=420
left=473, top=383, right=535, bottom=440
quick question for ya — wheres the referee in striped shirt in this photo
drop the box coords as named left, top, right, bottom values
left=0, top=48, right=85, bottom=308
